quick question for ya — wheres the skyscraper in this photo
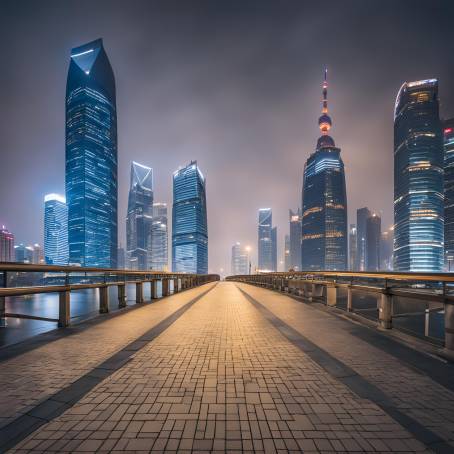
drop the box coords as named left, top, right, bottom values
left=366, top=214, right=381, bottom=271
left=32, top=244, right=44, bottom=264
left=380, top=228, right=394, bottom=271
left=126, top=162, right=153, bottom=270
left=66, top=38, right=118, bottom=268
left=271, top=226, right=277, bottom=272
left=284, top=234, right=290, bottom=271
left=289, top=209, right=302, bottom=270
left=444, top=118, right=454, bottom=270
left=117, top=246, right=126, bottom=269
left=0, top=226, right=14, bottom=262
left=301, top=70, right=348, bottom=271
left=349, top=224, right=357, bottom=271
left=151, top=202, right=168, bottom=271
left=394, top=79, right=444, bottom=272
left=15, top=244, right=33, bottom=263
left=258, top=208, right=273, bottom=271
left=44, top=194, right=69, bottom=266
left=231, top=243, right=248, bottom=275
left=356, top=207, right=371, bottom=271
left=172, top=162, right=208, bottom=274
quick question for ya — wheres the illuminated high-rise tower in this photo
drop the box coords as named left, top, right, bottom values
left=301, top=70, right=347, bottom=270
left=66, top=39, right=118, bottom=268
left=394, top=79, right=443, bottom=271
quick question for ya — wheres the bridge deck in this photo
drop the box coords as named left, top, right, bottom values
left=2, top=282, right=454, bottom=452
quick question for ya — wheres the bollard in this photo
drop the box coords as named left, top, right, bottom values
left=444, top=302, right=454, bottom=357
left=58, top=290, right=70, bottom=327
left=136, top=282, right=144, bottom=303
left=174, top=278, right=179, bottom=293
left=99, top=286, right=109, bottom=313
left=162, top=279, right=170, bottom=296
left=326, top=284, right=337, bottom=307
left=118, top=284, right=127, bottom=308
left=347, top=287, right=353, bottom=312
left=150, top=280, right=158, bottom=299
left=378, top=292, right=392, bottom=329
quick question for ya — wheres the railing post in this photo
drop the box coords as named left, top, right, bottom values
left=99, top=285, right=109, bottom=313
left=378, top=291, right=392, bottom=329
left=150, top=280, right=158, bottom=299
left=347, top=287, right=353, bottom=312
left=162, top=279, right=169, bottom=296
left=444, top=302, right=454, bottom=357
left=173, top=278, right=179, bottom=293
left=136, top=281, right=144, bottom=303
left=118, top=283, right=126, bottom=308
left=326, top=284, right=337, bottom=307
left=58, top=289, right=70, bottom=327
left=0, top=271, right=6, bottom=326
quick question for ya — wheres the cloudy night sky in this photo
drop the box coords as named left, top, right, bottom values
left=1, top=0, right=454, bottom=274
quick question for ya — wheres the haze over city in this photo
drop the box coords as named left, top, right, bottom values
left=1, top=0, right=454, bottom=275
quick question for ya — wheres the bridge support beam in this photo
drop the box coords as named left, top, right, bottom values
left=326, top=285, right=337, bottom=307
left=162, top=279, right=170, bottom=297
left=118, top=284, right=126, bottom=308
left=150, top=280, right=158, bottom=299
left=173, top=278, right=179, bottom=293
left=378, top=292, right=392, bottom=329
left=136, top=282, right=144, bottom=304
left=99, top=286, right=109, bottom=313
left=58, top=290, right=70, bottom=327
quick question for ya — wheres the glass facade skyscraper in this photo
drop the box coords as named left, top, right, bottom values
left=356, top=207, right=371, bottom=271
left=444, top=118, right=454, bottom=270
left=301, top=71, right=347, bottom=271
left=366, top=213, right=381, bottom=271
left=66, top=38, right=118, bottom=268
left=349, top=224, right=357, bottom=271
left=172, top=162, right=208, bottom=274
left=271, top=226, right=277, bottom=272
left=44, top=194, right=69, bottom=265
left=231, top=243, right=248, bottom=275
left=151, top=202, right=168, bottom=271
left=289, top=209, right=302, bottom=271
left=394, top=79, right=444, bottom=272
left=284, top=234, right=290, bottom=271
left=258, top=208, right=273, bottom=271
left=0, top=226, right=14, bottom=262
left=126, top=162, right=153, bottom=270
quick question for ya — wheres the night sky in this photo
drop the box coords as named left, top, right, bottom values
left=1, top=0, right=454, bottom=275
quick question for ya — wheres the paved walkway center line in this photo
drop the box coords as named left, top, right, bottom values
left=0, top=284, right=217, bottom=452
left=238, top=285, right=452, bottom=454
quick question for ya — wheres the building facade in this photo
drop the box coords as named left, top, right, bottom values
left=271, top=226, right=277, bottom=272
left=301, top=71, right=348, bottom=271
left=444, top=118, right=454, bottom=270
left=231, top=243, right=248, bottom=275
left=126, top=162, right=153, bottom=270
left=366, top=214, right=381, bottom=271
left=15, top=244, right=33, bottom=263
left=349, top=224, right=357, bottom=271
left=258, top=208, right=273, bottom=271
left=172, top=162, right=208, bottom=274
left=151, top=202, right=168, bottom=271
left=355, top=207, right=371, bottom=271
left=380, top=228, right=394, bottom=271
left=44, top=194, right=69, bottom=266
left=66, top=38, right=118, bottom=268
left=394, top=79, right=444, bottom=272
left=284, top=234, right=290, bottom=271
left=289, top=209, right=302, bottom=270
left=0, top=226, right=14, bottom=262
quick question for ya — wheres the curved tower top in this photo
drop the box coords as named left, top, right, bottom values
left=316, top=69, right=335, bottom=149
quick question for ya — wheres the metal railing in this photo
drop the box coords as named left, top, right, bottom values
left=226, top=270, right=454, bottom=358
left=0, top=263, right=219, bottom=328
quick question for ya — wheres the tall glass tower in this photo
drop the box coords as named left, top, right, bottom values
left=301, top=70, right=348, bottom=270
left=394, top=79, right=444, bottom=272
left=126, top=162, right=153, bottom=270
left=444, top=119, right=454, bottom=271
left=44, top=194, right=69, bottom=265
left=289, top=209, right=302, bottom=271
left=66, top=39, right=118, bottom=268
left=258, top=208, right=273, bottom=271
left=151, top=202, right=168, bottom=271
left=356, top=207, right=371, bottom=271
left=172, top=162, right=208, bottom=273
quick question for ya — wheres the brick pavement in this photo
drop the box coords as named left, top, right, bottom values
left=0, top=283, right=216, bottom=431
left=11, top=282, right=429, bottom=452
left=237, top=282, right=454, bottom=451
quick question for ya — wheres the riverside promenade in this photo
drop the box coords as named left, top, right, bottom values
left=1, top=281, right=454, bottom=453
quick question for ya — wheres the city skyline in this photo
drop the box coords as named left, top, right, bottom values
left=2, top=1, right=454, bottom=274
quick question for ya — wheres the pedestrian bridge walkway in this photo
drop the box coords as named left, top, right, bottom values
left=1, top=281, right=454, bottom=453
